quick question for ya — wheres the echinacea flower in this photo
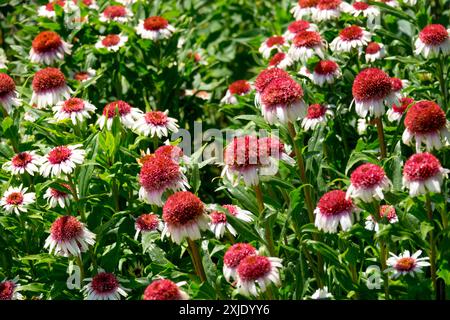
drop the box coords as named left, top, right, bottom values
left=259, top=76, right=306, bottom=124
left=346, top=163, right=392, bottom=202
left=222, top=204, right=254, bottom=223
left=0, top=73, right=21, bottom=114
left=220, top=80, right=252, bottom=105
left=143, top=279, right=189, bottom=300
left=223, top=243, right=257, bottom=281
left=352, top=68, right=398, bottom=118
left=99, top=5, right=133, bottom=23
left=365, top=204, right=398, bottom=232
left=311, top=0, right=344, bottom=21
left=31, top=67, right=71, bottom=109
left=311, top=286, right=333, bottom=299
left=342, top=1, right=380, bottom=21
left=254, top=67, right=290, bottom=107
left=415, top=24, right=450, bottom=58
left=209, top=211, right=237, bottom=239
left=0, top=185, right=35, bottom=215
left=258, top=136, right=296, bottom=167
left=375, top=0, right=399, bottom=6
left=134, top=213, right=162, bottom=240
left=38, top=1, right=78, bottom=19
left=97, top=100, right=142, bottom=130
left=259, top=36, right=288, bottom=59
left=390, top=77, right=408, bottom=98
left=134, top=110, right=178, bottom=138
left=40, top=144, right=86, bottom=177
left=52, top=97, right=96, bottom=125
left=402, top=152, right=448, bottom=197
left=365, top=42, right=385, bottom=62
left=236, top=255, right=282, bottom=297
left=386, top=97, right=413, bottom=122
left=330, top=25, right=372, bottom=53
left=284, top=20, right=317, bottom=40
left=311, top=60, right=341, bottom=86
left=314, top=190, right=357, bottom=233
left=301, top=103, right=334, bottom=131
left=0, top=279, right=23, bottom=300
left=95, top=34, right=128, bottom=52
left=288, top=30, right=325, bottom=63
left=73, top=69, right=96, bottom=82
left=43, top=183, right=73, bottom=208
left=29, top=31, right=72, bottom=65
left=402, top=101, right=449, bottom=152
left=291, top=0, right=318, bottom=19
left=136, top=16, right=175, bottom=41
left=154, top=144, right=189, bottom=164
left=162, top=191, right=209, bottom=244
left=79, top=0, right=98, bottom=9
left=3, top=151, right=42, bottom=176
left=82, top=272, right=128, bottom=300
left=221, top=136, right=262, bottom=186
left=138, top=155, right=189, bottom=206
left=268, top=52, right=294, bottom=70
left=386, top=250, right=430, bottom=278
left=44, top=215, right=95, bottom=257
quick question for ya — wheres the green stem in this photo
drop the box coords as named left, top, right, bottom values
left=437, top=54, right=448, bottom=112
left=75, top=255, right=85, bottom=283
left=425, top=193, right=438, bottom=296
left=374, top=202, right=389, bottom=299
left=187, top=239, right=207, bottom=282
left=254, top=184, right=275, bottom=256
left=67, top=174, right=86, bottom=222
left=287, top=122, right=314, bottom=222
left=374, top=117, right=387, bottom=159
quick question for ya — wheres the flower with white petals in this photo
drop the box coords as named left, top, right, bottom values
left=29, top=31, right=72, bottom=65
left=44, top=215, right=95, bottom=257
left=53, top=97, right=96, bottom=125
left=291, top=0, right=318, bottom=19
left=97, top=100, right=142, bottom=130
left=83, top=272, right=128, bottom=300
left=346, top=163, right=392, bottom=203
left=402, top=152, right=449, bottom=197
left=99, top=5, right=133, bottom=23
left=136, top=16, right=175, bottom=41
left=40, top=144, right=86, bottom=177
left=415, top=24, right=450, bottom=58
left=302, top=104, right=334, bottom=131
left=386, top=250, right=430, bottom=278
left=365, top=42, right=385, bottom=62
left=288, top=30, right=325, bottom=63
left=311, top=0, right=344, bottom=21
left=43, top=183, right=73, bottom=208
left=236, top=255, right=283, bottom=297
left=259, top=36, right=288, bottom=59
left=134, top=110, right=178, bottom=138
left=0, top=185, right=35, bottom=215
left=330, top=25, right=372, bottom=53
left=95, top=34, right=128, bottom=52
left=311, top=287, right=333, bottom=300
left=3, top=151, right=43, bottom=176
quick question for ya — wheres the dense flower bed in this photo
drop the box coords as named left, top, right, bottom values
left=0, top=0, right=449, bottom=300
